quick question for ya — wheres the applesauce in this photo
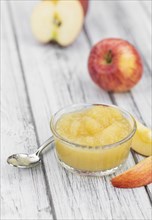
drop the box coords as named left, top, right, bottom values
left=50, top=104, right=136, bottom=176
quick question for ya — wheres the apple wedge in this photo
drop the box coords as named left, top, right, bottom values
left=31, top=0, right=84, bottom=46
left=132, top=121, right=152, bottom=156
left=111, top=156, right=152, bottom=188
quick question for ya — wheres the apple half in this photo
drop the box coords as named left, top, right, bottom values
left=111, top=156, right=152, bottom=188
left=132, top=121, right=152, bottom=156
left=31, top=0, right=84, bottom=46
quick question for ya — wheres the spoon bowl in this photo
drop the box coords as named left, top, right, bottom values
left=7, top=153, right=41, bottom=168
left=7, top=137, right=54, bottom=168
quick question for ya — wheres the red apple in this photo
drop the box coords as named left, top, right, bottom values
left=79, top=0, right=89, bottom=15
left=88, top=38, right=143, bottom=92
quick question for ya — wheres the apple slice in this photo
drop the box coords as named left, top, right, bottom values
left=111, top=156, right=152, bottom=188
left=132, top=121, right=152, bottom=156
left=31, top=0, right=84, bottom=46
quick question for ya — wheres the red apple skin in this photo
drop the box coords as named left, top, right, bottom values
left=88, top=38, right=143, bottom=92
left=111, top=156, right=152, bottom=188
left=79, top=0, right=89, bottom=15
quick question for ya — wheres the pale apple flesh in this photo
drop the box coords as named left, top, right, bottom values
left=111, top=156, right=152, bottom=188
left=31, top=1, right=84, bottom=46
left=44, top=0, right=89, bottom=15
left=132, top=121, right=152, bottom=156
left=88, top=38, right=143, bottom=92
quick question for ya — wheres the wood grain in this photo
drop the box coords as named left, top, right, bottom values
left=85, top=0, right=152, bottom=194
left=1, top=2, right=54, bottom=219
left=1, top=0, right=152, bottom=219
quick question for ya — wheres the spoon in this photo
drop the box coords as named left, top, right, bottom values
left=7, top=136, right=54, bottom=168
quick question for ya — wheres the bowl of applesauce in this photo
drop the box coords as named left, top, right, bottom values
left=50, top=104, right=136, bottom=176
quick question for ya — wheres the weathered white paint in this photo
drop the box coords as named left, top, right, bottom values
left=1, top=0, right=151, bottom=219
left=85, top=0, right=152, bottom=193
left=1, top=2, right=53, bottom=219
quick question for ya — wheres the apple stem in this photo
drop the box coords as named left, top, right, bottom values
left=106, top=50, right=113, bottom=64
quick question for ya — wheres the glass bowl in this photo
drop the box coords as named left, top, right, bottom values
left=50, top=104, right=136, bottom=176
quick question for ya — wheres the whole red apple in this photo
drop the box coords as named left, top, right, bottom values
left=88, top=38, right=143, bottom=92
left=79, top=0, right=89, bottom=15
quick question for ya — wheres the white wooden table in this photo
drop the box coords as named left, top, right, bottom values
left=1, top=0, right=152, bottom=219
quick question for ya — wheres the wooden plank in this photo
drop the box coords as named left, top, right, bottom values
left=85, top=0, right=151, bottom=124
left=9, top=1, right=152, bottom=219
left=85, top=0, right=152, bottom=193
left=109, top=1, right=151, bottom=125
left=1, top=2, right=53, bottom=220
left=140, top=1, right=152, bottom=25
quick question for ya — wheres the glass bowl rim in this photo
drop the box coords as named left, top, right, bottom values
left=50, top=103, right=137, bottom=150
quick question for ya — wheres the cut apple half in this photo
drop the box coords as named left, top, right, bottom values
left=132, top=120, right=152, bottom=156
left=31, top=0, right=84, bottom=46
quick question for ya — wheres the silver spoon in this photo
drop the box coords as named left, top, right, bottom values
left=7, top=136, right=54, bottom=168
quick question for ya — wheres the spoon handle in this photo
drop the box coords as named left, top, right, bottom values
left=36, top=136, right=54, bottom=157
